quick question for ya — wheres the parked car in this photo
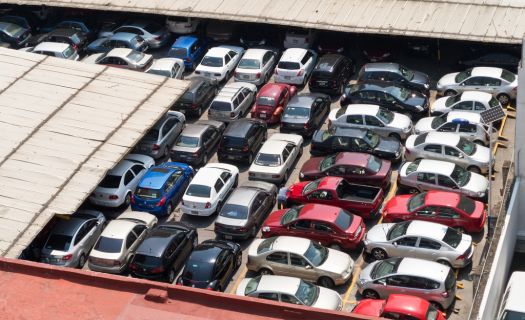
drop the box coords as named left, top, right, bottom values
left=341, top=81, right=429, bottom=120
left=275, top=48, right=317, bottom=86
left=170, top=120, right=225, bottom=166
left=82, top=48, right=154, bottom=72
left=166, top=16, right=200, bottom=34
left=405, top=132, right=492, bottom=174
left=180, top=163, right=239, bottom=217
left=176, top=239, right=242, bottom=291
left=86, top=32, right=148, bottom=54
left=131, top=162, right=194, bottom=216
left=208, top=82, right=256, bottom=122
left=362, top=37, right=397, bottom=62
left=406, top=38, right=435, bottom=57
left=129, top=222, right=198, bottom=283
left=195, top=45, right=245, bottom=82
left=280, top=93, right=330, bottom=137
left=284, top=177, right=384, bottom=219
left=172, top=76, right=218, bottom=116
left=206, top=20, right=238, bottom=42
left=239, top=24, right=270, bottom=47
left=214, top=181, right=277, bottom=240
left=261, top=203, right=365, bottom=250
left=43, top=19, right=99, bottom=40
left=308, top=53, right=353, bottom=95
left=0, top=14, right=37, bottom=33
left=399, top=159, right=489, bottom=200
left=430, top=91, right=502, bottom=116
left=251, top=83, right=297, bottom=124
left=40, top=210, right=106, bottom=268
left=497, top=272, right=525, bottom=320
left=133, top=110, right=185, bottom=160
left=248, top=133, right=303, bottom=185
left=101, top=20, right=170, bottom=49
left=247, top=236, right=354, bottom=288
left=0, top=21, right=30, bottom=48
left=436, top=67, right=517, bottom=105
left=168, top=35, right=208, bottom=70
left=237, top=275, right=343, bottom=310
left=314, top=32, right=347, bottom=54
left=357, top=63, right=430, bottom=95
left=35, top=28, right=88, bottom=52
left=310, top=127, right=403, bottom=162
left=357, top=257, right=456, bottom=310
left=217, top=118, right=267, bottom=164
left=90, top=154, right=155, bottom=208
left=145, top=58, right=185, bottom=79
left=353, top=294, right=446, bottom=320
left=458, top=52, right=520, bottom=71
left=283, top=27, right=317, bottom=49
left=22, top=41, right=79, bottom=60
left=328, top=104, right=413, bottom=141
left=88, top=211, right=158, bottom=274
left=382, top=190, right=486, bottom=233
left=234, top=48, right=277, bottom=86
left=299, top=152, right=392, bottom=190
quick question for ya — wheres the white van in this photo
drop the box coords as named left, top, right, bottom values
left=497, top=272, right=525, bottom=319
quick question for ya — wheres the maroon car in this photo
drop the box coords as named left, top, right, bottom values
left=299, top=152, right=392, bottom=190
left=251, top=83, right=297, bottom=124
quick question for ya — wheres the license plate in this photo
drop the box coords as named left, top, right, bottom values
left=292, top=40, right=298, bottom=44
left=205, top=73, right=211, bottom=77
left=285, top=76, right=291, bottom=80
left=224, top=235, right=233, bottom=240
left=242, top=75, right=249, bottom=79
left=260, top=113, right=267, bottom=118
left=227, top=155, right=237, bottom=159
left=318, top=81, right=327, bottom=86
left=191, top=210, right=198, bottom=215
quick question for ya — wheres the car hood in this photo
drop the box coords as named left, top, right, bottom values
left=318, top=249, right=353, bottom=275
left=300, top=157, right=323, bottom=176
left=414, top=116, right=434, bottom=134
left=375, top=137, right=401, bottom=154
left=470, top=145, right=491, bottom=164
left=383, top=195, right=412, bottom=215
left=463, top=172, right=489, bottom=193
left=366, top=223, right=394, bottom=243
left=411, top=70, right=430, bottom=86
left=431, top=96, right=449, bottom=113
left=263, top=209, right=287, bottom=227
left=313, top=287, right=343, bottom=311
left=171, top=145, right=199, bottom=153
left=215, top=215, right=247, bottom=227
left=389, top=113, right=412, bottom=131
left=438, top=72, right=459, bottom=87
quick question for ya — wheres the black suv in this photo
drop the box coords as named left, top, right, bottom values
left=129, top=222, right=197, bottom=283
left=173, top=77, right=218, bottom=117
left=357, top=62, right=430, bottom=95
left=218, top=118, right=267, bottom=164
left=309, top=54, right=353, bottom=95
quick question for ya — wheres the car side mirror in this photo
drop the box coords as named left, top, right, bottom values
left=458, top=154, right=464, bottom=158
left=305, top=265, right=313, bottom=269
left=393, top=242, right=398, bottom=247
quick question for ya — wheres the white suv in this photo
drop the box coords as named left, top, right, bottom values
left=275, top=48, right=317, bottom=86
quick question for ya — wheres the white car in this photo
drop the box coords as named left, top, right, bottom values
left=237, top=275, right=343, bottom=311
left=283, top=28, right=318, bottom=49
left=181, top=163, right=240, bottom=216
left=89, top=154, right=155, bottom=208
left=166, top=16, right=200, bottom=34
left=248, top=133, right=304, bottom=185
left=234, top=48, right=277, bottom=86
left=328, top=104, right=413, bottom=141
left=275, top=48, right=317, bottom=86
left=146, top=58, right=185, bottom=79
left=22, top=42, right=79, bottom=60
left=195, top=45, right=245, bottom=82
left=430, top=91, right=502, bottom=116
left=88, top=211, right=158, bottom=274
left=82, top=48, right=153, bottom=71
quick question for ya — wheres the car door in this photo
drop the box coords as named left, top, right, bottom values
left=306, top=189, right=334, bottom=206
left=416, top=237, right=442, bottom=262
left=416, top=172, right=437, bottom=191
left=414, top=205, right=440, bottom=224
left=122, top=169, right=136, bottom=196
left=72, top=220, right=95, bottom=258
left=286, top=219, right=312, bottom=238
left=435, top=206, right=464, bottom=228
left=290, top=253, right=317, bottom=282
left=253, top=192, right=270, bottom=226
left=226, top=51, right=237, bottom=72
left=284, top=143, right=297, bottom=173
left=451, top=101, right=475, bottom=112
left=240, top=87, right=253, bottom=113
left=480, top=76, right=502, bottom=94
left=265, top=251, right=290, bottom=275
left=444, top=146, right=468, bottom=167
left=421, top=144, right=443, bottom=161
left=383, top=275, right=412, bottom=296
left=437, top=174, right=460, bottom=192
left=406, top=276, right=439, bottom=300
left=345, top=114, right=365, bottom=129
left=390, top=236, right=418, bottom=257
left=159, top=118, right=177, bottom=151
left=311, top=221, right=337, bottom=247
left=364, top=115, right=388, bottom=137
left=261, top=51, right=274, bottom=79
left=461, top=77, right=486, bottom=92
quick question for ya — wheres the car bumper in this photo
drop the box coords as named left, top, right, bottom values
left=148, top=38, right=170, bottom=49
left=131, top=271, right=167, bottom=281
left=279, top=126, right=312, bottom=137
left=219, top=152, right=249, bottom=162
left=89, top=196, right=123, bottom=208
left=234, top=75, right=264, bottom=86
left=275, top=75, right=305, bottom=85
left=309, top=84, right=339, bottom=95
left=334, top=270, right=353, bottom=286
left=249, top=173, right=283, bottom=184
left=252, top=112, right=280, bottom=124
left=88, top=262, right=126, bottom=274
left=180, top=205, right=216, bottom=216
left=130, top=204, right=168, bottom=216
left=215, top=229, right=251, bottom=240
left=40, top=257, right=77, bottom=268
left=171, top=154, right=202, bottom=166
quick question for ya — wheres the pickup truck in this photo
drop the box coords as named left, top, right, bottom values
left=284, top=176, right=384, bottom=219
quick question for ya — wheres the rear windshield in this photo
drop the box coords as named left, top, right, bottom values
left=281, top=206, right=302, bottom=224
left=334, top=209, right=353, bottom=230
left=169, top=47, right=187, bottom=59
left=457, top=196, right=476, bottom=215
left=445, top=269, right=456, bottom=291
left=220, top=204, right=248, bottom=219
left=303, top=180, right=321, bottom=194
left=201, top=56, right=223, bottom=67
left=182, top=260, right=213, bottom=281
left=426, top=306, right=440, bottom=320
left=176, top=135, right=199, bottom=147
left=431, top=115, right=447, bottom=129
left=99, top=175, right=121, bottom=188
left=210, top=101, right=232, bottom=111
left=186, top=184, right=211, bottom=197
left=283, top=106, right=310, bottom=118
left=278, top=61, right=300, bottom=70
left=238, top=58, right=260, bottom=69
left=45, top=234, right=72, bottom=251
left=500, top=311, right=525, bottom=320
left=501, top=69, right=516, bottom=83
left=221, top=136, right=245, bottom=147
left=136, top=187, right=161, bottom=199
left=405, top=159, right=420, bottom=175
left=3, top=23, right=22, bottom=36
left=489, top=97, right=501, bottom=108
left=257, top=96, right=275, bottom=107
left=442, top=228, right=462, bottom=248
left=257, top=237, right=275, bottom=254
left=445, top=94, right=461, bottom=107
left=414, top=132, right=428, bottom=146
left=408, top=192, right=426, bottom=211
left=133, top=254, right=161, bottom=267
left=63, top=46, right=75, bottom=58
left=255, top=153, right=281, bottom=166
left=94, top=236, right=122, bottom=253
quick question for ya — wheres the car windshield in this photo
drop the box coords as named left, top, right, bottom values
left=399, top=65, right=414, bottom=80
left=445, top=94, right=462, bottom=107
left=278, top=61, right=300, bottom=70
left=210, top=101, right=232, bottom=111
left=408, top=192, right=426, bottom=211
left=3, top=24, right=22, bottom=36
left=220, top=204, right=248, bottom=219
left=99, top=174, right=121, bottom=188
left=186, top=184, right=211, bottom=197
left=450, top=165, right=471, bottom=187
left=370, top=258, right=401, bottom=279
left=62, top=46, right=75, bottom=58
left=387, top=221, right=410, bottom=240
left=500, top=311, right=525, bottom=320
left=489, top=97, right=501, bottom=108
left=376, top=108, right=394, bottom=124
left=127, top=51, right=145, bottom=62
left=426, top=306, right=440, bottom=320
left=133, top=254, right=161, bottom=267
left=501, top=69, right=516, bottom=83
left=367, top=155, right=382, bottom=173
left=257, top=96, right=275, bottom=107
left=455, top=69, right=472, bottom=83
left=334, top=209, right=353, bottom=230
left=255, top=153, right=281, bottom=166
left=431, top=115, right=447, bottom=129
left=364, top=131, right=380, bottom=148
left=304, top=241, right=328, bottom=267
left=244, top=276, right=260, bottom=295
left=457, top=196, right=476, bottom=215
left=387, top=86, right=411, bottom=101
left=45, top=234, right=72, bottom=251
left=303, top=180, right=321, bottom=194
left=176, top=135, right=199, bottom=147
left=296, top=280, right=319, bottom=306
left=320, top=130, right=333, bottom=141
left=442, top=227, right=462, bottom=248
left=257, top=237, right=275, bottom=254
left=180, top=91, right=194, bottom=102
left=335, top=107, right=347, bottom=118
left=169, top=47, right=187, bottom=59
left=94, top=236, right=122, bottom=253
left=201, top=56, right=223, bottom=67
left=281, top=206, right=302, bottom=224
left=406, top=159, right=420, bottom=174
left=147, top=68, right=171, bottom=77
left=238, top=58, right=260, bottom=69
left=283, top=106, right=310, bottom=118
left=182, top=260, right=213, bottom=281
left=456, top=137, right=476, bottom=156
left=135, top=187, right=161, bottom=199
left=320, top=154, right=336, bottom=171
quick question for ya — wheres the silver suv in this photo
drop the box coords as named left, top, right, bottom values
left=208, top=82, right=257, bottom=122
left=134, top=111, right=185, bottom=160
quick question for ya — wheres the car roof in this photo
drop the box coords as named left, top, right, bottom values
left=335, top=152, right=371, bottom=167
left=446, top=111, right=482, bottom=124
left=259, top=139, right=288, bottom=154
left=186, top=77, right=209, bottom=92
left=102, top=219, right=136, bottom=239
left=256, top=275, right=301, bottom=294
left=190, top=242, right=225, bottom=262
left=315, top=54, right=344, bottom=72
left=414, top=159, right=456, bottom=176
left=271, top=236, right=310, bottom=255
left=227, top=187, right=259, bottom=206
left=191, top=167, right=225, bottom=185
left=383, top=294, right=429, bottom=316
left=353, top=81, right=396, bottom=91
left=50, top=217, right=88, bottom=236
left=317, top=177, right=343, bottom=190
left=111, top=32, right=138, bottom=41
left=281, top=48, right=307, bottom=61
left=422, top=132, right=461, bottom=146
left=182, top=124, right=208, bottom=137
left=339, top=104, right=379, bottom=117
left=298, top=203, right=341, bottom=224
left=242, top=48, right=269, bottom=60
left=259, top=83, right=288, bottom=97
left=397, top=257, right=450, bottom=282
left=460, top=91, right=492, bottom=102
left=34, top=41, right=70, bottom=52
left=224, top=119, right=257, bottom=137
left=108, top=159, right=134, bottom=176
left=138, top=164, right=185, bottom=189
left=471, top=66, right=503, bottom=78
left=504, top=272, right=525, bottom=313
left=107, top=48, right=134, bottom=58
left=172, top=35, right=198, bottom=47
left=135, top=228, right=181, bottom=257
left=49, top=28, right=80, bottom=37
left=404, top=220, right=448, bottom=239
left=287, top=94, right=317, bottom=107
left=215, top=83, right=250, bottom=102
left=424, top=191, right=462, bottom=207
left=149, top=58, right=177, bottom=70
left=363, top=62, right=400, bottom=72
left=207, top=46, right=230, bottom=57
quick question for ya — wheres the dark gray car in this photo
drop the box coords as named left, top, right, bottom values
left=280, top=93, right=331, bottom=137
left=134, top=111, right=185, bottom=160
left=173, top=77, right=218, bottom=117
left=357, top=63, right=430, bottom=95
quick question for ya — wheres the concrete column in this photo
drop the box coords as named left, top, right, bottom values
left=515, top=39, right=525, bottom=237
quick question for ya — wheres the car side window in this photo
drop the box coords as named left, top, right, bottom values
left=444, top=146, right=461, bottom=157
left=439, top=123, right=457, bottom=132
left=282, top=148, right=290, bottom=162
left=453, top=101, right=473, bottom=111
left=266, top=252, right=288, bottom=264
left=220, top=171, right=232, bottom=183
left=418, top=238, right=441, bottom=250
left=214, top=178, right=225, bottom=193
left=73, top=223, right=89, bottom=246
left=364, top=115, right=383, bottom=127
left=483, top=77, right=501, bottom=86
left=438, top=207, right=461, bottom=219
left=161, top=118, right=177, bottom=137
left=290, top=253, right=309, bottom=267
left=224, top=54, right=232, bottom=64
left=409, top=276, right=438, bottom=290
left=459, top=124, right=478, bottom=133
left=164, top=174, right=178, bottom=192
left=346, top=115, right=364, bottom=125
left=416, top=206, right=438, bottom=216
left=438, top=174, right=457, bottom=188
left=332, top=136, right=351, bottom=148
left=290, top=220, right=310, bottom=230
left=313, top=222, right=334, bottom=233
left=417, top=172, right=436, bottom=184
left=386, top=275, right=411, bottom=287
left=300, top=51, right=312, bottom=65
left=130, top=164, right=145, bottom=175
left=423, top=144, right=442, bottom=154
left=474, top=101, right=487, bottom=111
left=258, top=292, right=279, bottom=301
left=125, top=232, right=138, bottom=248
left=172, top=64, right=180, bottom=77
left=352, top=138, right=370, bottom=151
left=464, top=77, right=484, bottom=86
left=281, top=294, right=301, bottom=305
left=123, top=170, right=135, bottom=185
left=396, top=236, right=418, bottom=247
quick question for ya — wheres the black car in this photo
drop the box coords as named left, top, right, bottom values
left=218, top=118, right=267, bottom=164
left=170, top=120, right=225, bottom=166
left=310, top=127, right=402, bottom=161
left=129, top=222, right=197, bottom=283
left=458, top=52, right=520, bottom=72
left=173, top=77, right=218, bottom=117
left=27, top=28, right=88, bottom=52
left=341, top=81, right=429, bottom=120
left=239, top=24, right=271, bottom=47
left=314, top=31, right=348, bottom=54
left=176, top=239, right=242, bottom=291
left=357, top=63, right=430, bottom=95
left=280, top=93, right=330, bottom=137
left=309, top=54, right=354, bottom=95
left=0, top=21, right=30, bottom=48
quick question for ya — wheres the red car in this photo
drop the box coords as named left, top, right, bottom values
left=382, top=190, right=486, bottom=233
left=299, top=152, right=392, bottom=190
left=251, top=83, right=296, bottom=124
left=261, top=203, right=366, bottom=250
left=353, top=294, right=446, bottom=320
left=285, top=177, right=384, bottom=219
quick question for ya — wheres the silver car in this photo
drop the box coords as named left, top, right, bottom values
left=430, top=91, right=502, bottom=116
left=208, top=82, right=257, bottom=122
left=134, top=111, right=185, bottom=159
left=357, top=257, right=456, bottom=310
left=405, top=132, right=491, bottom=174
left=40, top=210, right=106, bottom=268
left=234, top=48, right=277, bottom=86
left=101, top=20, right=171, bottom=49
left=364, top=220, right=474, bottom=268
left=247, top=236, right=354, bottom=288
left=145, top=58, right=185, bottom=79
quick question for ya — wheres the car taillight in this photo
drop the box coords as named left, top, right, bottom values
left=206, top=287, right=214, bottom=291
left=62, top=254, right=72, bottom=261
left=150, top=266, right=165, bottom=273
left=155, top=35, right=162, bottom=40
left=157, top=196, right=167, bottom=207
left=73, top=44, right=78, bottom=50
left=297, top=69, right=304, bottom=76
left=205, top=202, right=211, bottom=209
left=256, top=72, right=261, bottom=79
left=131, top=194, right=135, bottom=204
left=456, top=253, right=466, bottom=260
left=152, top=144, right=160, bottom=151
left=109, top=195, right=118, bottom=200
left=441, top=291, right=449, bottom=298
left=242, top=144, right=249, bottom=152
left=191, top=103, right=198, bottom=109
left=251, top=106, right=256, bottom=113
left=230, top=112, right=235, bottom=118
left=303, top=123, right=310, bottom=129
left=185, top=58, right=191, bottom=62
left=129, top=263, right=137, bottom=270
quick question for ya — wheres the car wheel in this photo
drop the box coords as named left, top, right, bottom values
left=216, top=201, right=223, bottom=214
left=168, top=269, right=176, bottom=283
left=371, top=248, right=388, bottom=260
left=258, top=268, right=273, bottom=276
left=282, top=170, right=289, bottom=186
left=497, top=93, right=510, bottom=106
left=166, top=202, right=173, bottom=215
left=78, top=254, right=86, bottom=269
left=437, top=259, right=452, bottom=268
left=202, top=153, right=208, bottom=166
left=247, top=152, right=254, bottom=165
left=193, top=236, right=198, bottom=247
left=318, top=277, right=335, bottom=289
left=454, top=226, right=466, bottom=234
left=467, top=166, right=481, bottom=174
left=389, top=133, right=401, bottom=141
left=124, top=193, right=132, bottom=206
left=430, top=301, right=444, bottom=311
left=338, top=82, right=344, bottom=95
left=263, top=131, right=268, bottom=141
left=250, top=226, right=258, bottom=238
left=233, top=175, right=239, bottom=188
left=444, top=90, right=456, bottom=96
left=196, top=105, right=203, bottom=117
left=362, top=289, right=380, bottom=299
left=330, top=244, right=342, bottom=251
left=236, top=254, right=242, bottom=267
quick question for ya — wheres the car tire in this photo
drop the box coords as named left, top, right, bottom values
left=166, top=202, right=173, bottom=215
left=258, top=268, right=273, bottom=276
left=250, top=226, right=257, bottom=238
left=203, top=153, right=208, bottom=166
left=389, top=133, right=401, bottom=141
left=429, top=301, right=444, bottom=311
left=338, top=82, right=344, bottom=95
left=216, top=201, right=223, bottom=214
left=196, top=105, right=203, bottom=117
left=78, top=254, right=86, bottom=269
left=167, top=269, right=176, bottom=283
left=437, top=259, right=452, bottom=268
left=282, top=170, right=289, bottom=186
left=124, top=192, right=132, bottom=207
left=467, top=166, right=481, bottom=174
left=444, top=90, right=457, bottom=96
left=318, top=277, right=335, bottom=289
left=247, top=152, right=254, bottom=165
left=330, top=244, right=342, bottom=251
left=362, top=289, right=380, bottom=299
left=371, top=248, right=388, bottom=260
left=497, top=93, right=510, bottom=106
left=223, top=72, right=230, bottom=83
left=233, top=175, right=239, bottom=188
left=236, top=254, right=242, bottom=267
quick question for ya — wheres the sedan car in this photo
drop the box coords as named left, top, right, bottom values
left=176, top=239, right=242, bottom=291
left=299, top=152, right=392, bottom=190
left=261, top=203, right=365, bottom=250
left=33, top=28, right=89, bottom=52
left=89, top=154, right=155, bottom=208
left=145, top=58, right=184, bottom=79
left=251, top=83, right=297, bottom=124
left=248, top=133, right=303, bottom=185
left=234, top=48, right=277, bottom=86
left=102, top=20, right=170, bottom=49
left=237, top=275, right=343, bottom=311
left=214, top=181, right=277, bottom=240
left=170, top=120, right=225, bottom=166
left=247, top=236, right=354, bottom=288
left=86, top=32, right=148, bottom=54
left=82, top=48, right=154, bottom=72
left=274, top=48, right=317, bottom=86
left=357, top=63, right=430, bottom=94
left=353, top=294, right=446, bottom=320
left=430, top=91, right=502, bottom=116
left=436, top=67, right=517, bottom=105
left=88, top=211, right=158, bottom=274
left=405, top=132, right=491, bottom=174
left=180, top=163, right=239, bottom=216
left=458, top=52, right=520, bottom=72
left=328, top=104, right=413, bottom=141
left=280, top=93, right=330, bottom=137
left=0, top=21, right=31, bottom=48
left=168, top=35, right=208, bottom=70
left=40, top=210, right=106, bottom=268
left=173, top=76, right=218, bottom=116
left=382, top=190, right=486, bottom=233
left=22, top=42, right=79, bottom=60
left=195, top=45, right=245, bottom=82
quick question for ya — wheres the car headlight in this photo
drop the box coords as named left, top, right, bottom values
left=395, top=151, right=400, bottom=158
left=403, top=126, right=411, bottom=133
left=414, top=105, right=424, bottom=111
left=262, top=226, right=270, bottom=233
left=299, top=172, right=304, bottom=179
left=424, top=83, right=430, bottom=89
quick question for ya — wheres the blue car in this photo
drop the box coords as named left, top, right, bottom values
left=87, top=32, right=149, bottom=54
left=168, top=35, right=208, bottom=70
left=131, top=162, right=193, bottom=216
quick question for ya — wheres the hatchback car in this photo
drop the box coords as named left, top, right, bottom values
left=308, top=54, right=353, bottom=95
left=353, top=294, right=446, bottom=320
left=275, top=48, right=317, bottom=86
left=39, top=28, right=88, bottom=52
left=44, top=19, right=99, bottom=40
left=357, top=257, right=456, bottom=310
left=328, top=104, right=413, bottom=141
left=357, top=63, right=430, bottom=94
left=168, top=35, right=208, bottom=70
left=214, top=181, right=277, bottom=240
left=208, top=82, right=256, bottom=122
left=86, top=32, right=148, bottom=54
left=436, top=67, right=517, bottom=105
left=24, top=41, right=79, bottom=60
left=166, top=17, right=200, bottom=34
left=102, top=20, right=170, bottom=49
left=234, top=48, right=277, bottom=86
left=195, top=45, right=245, bottom=82
left=283, top=27, right=317, bottom=49
left=134, top=111, right=185, bottom=160
left=382, top=190, right=486, bottom=233
left=145, top=58, right=185, bottom=79
left=239, top=24, right=271, bottom=47
left=40, top=210, right=106, bottom=268
left=280, top=93, right=330, bottom=137
left=251, top=83, right=297, bottom=124
left=218, top=118, right=267, bottom=164
left=170, top=120, right=225, bottom=166
left=405, top=132, right=491, bottom=174
left=247, top=236, right=354, bottom=288
left=129, top=222, right=198, bottom=283
left=83, top=48, right=154, bottom=72
left=430, top=91, right=502, bottom=116
left=173, top=76, right=218, bottom=116
left=0, top=21, right=31, bottom=48
left=176, top=239, right=242, bottom=291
